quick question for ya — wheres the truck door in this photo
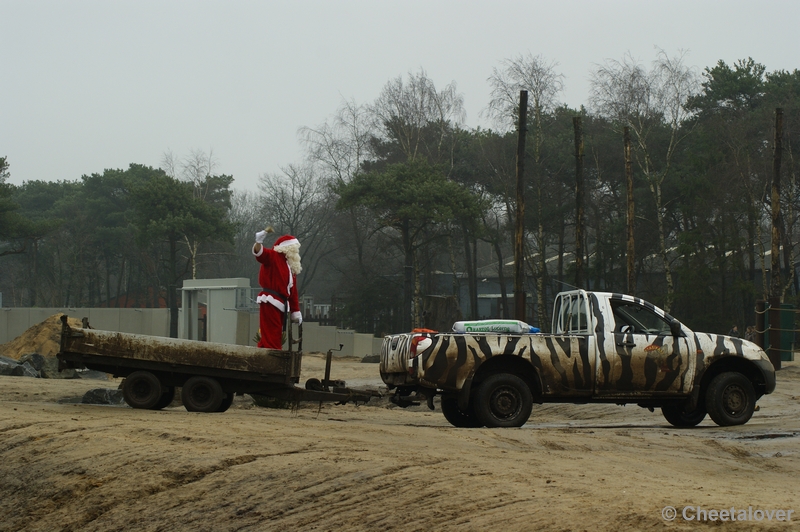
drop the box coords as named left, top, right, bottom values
left=595, top=296, right=692, bottom=396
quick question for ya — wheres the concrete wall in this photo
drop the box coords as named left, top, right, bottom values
left=245, top=313, right=379, bottom=357
left=0, top=308, right=170, bottom=344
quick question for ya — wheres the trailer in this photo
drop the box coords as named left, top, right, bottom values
left=57, top=315, right=376, bottom=412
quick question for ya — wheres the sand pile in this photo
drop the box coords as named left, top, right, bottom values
left=0, top=314, right=82, bottom=360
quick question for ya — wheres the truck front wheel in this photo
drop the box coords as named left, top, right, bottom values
left=661, top=401, right=706, bottom=427
left=182, top=376, right=225, bottom=412
left=705, top=372, right=756, bottom=426
left=122, top=371, right=163, bottom=409
left=441, top=396, right=483, bottom=428
left=474, top=374, right=533, bottom=428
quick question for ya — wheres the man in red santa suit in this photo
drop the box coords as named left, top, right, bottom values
left=253, top=231, right=303, bottom=349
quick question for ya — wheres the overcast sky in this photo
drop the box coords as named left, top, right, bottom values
left=3, top=0, right=799, bottom=193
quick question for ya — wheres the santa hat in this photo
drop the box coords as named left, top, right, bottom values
left=273, top=234, right=300, bottom=253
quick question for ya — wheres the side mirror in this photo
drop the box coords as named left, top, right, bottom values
left=669, top=319, right=682, bottom=337
left=620, top=325, right=632, bottom=334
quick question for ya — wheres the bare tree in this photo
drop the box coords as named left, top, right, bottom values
left=300, top=99, right=375, bottom=275
left=160, top=148, right=232, bottom=279
left=590, top=49, right=699, bottom=311
left=257, top=164, right=335, bottom=293
left=370, top=68, right=466, bottom=165
left=300, top=98, right=373, bottom=186
left=486, top=53, right=564, bottom=327
left=485, top=53, right=564, bottom=133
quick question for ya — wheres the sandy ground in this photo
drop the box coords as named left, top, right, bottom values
left=1, top=354, right=798, bottom=532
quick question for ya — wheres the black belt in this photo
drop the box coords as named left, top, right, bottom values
left=261, top=288, right=288, bottom=304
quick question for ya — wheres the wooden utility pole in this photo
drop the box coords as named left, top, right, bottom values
left=514, top=90, right=528, bottom=322
left=624, top=127, right=636, bottom=295
left=768, top=108, right=783, bottom=370
left=573, top=116, right=585, bottom=289
left=770, top=108, right=783, bottom=299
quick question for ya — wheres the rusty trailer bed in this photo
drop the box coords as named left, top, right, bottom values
left=57, top=315, right=376, bottom=411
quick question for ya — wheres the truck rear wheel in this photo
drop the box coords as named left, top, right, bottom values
left=705, top=372, right=756, bottom=426
left=474, top=373, right=533, bottom=428
left=182, top=376, right=225, bottom=412
left=661, top=401, right=706, bottom=427
left=122, top=371, right=163, bottom=409
left=441, top=396, right=483, bottom=428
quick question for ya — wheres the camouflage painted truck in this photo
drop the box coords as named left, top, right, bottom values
left=380, top=290, right=776, bottom=428
left=57, top=315, right=374, bottom=412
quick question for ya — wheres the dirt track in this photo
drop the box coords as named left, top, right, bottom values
left=1, top=355, right=798, bottom=531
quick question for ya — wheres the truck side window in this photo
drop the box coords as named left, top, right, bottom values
left=557, top=294, right=590, bottom=334
left=611, top=302, right=671, bottom=335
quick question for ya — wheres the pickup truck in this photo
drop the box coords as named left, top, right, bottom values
left=380, top=290, right=776, bottom=428
left=57, top=315, right=374, bottom=412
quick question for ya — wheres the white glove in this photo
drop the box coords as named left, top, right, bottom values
left=291, top=311, right=302, bottom=325
left=255, top=230, right=267, bottom=244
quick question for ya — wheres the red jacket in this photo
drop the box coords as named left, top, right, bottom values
left=253, top=246, right=299, bottom=314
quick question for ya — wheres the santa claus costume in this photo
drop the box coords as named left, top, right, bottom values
left=252, top=233, right=302, bottom=349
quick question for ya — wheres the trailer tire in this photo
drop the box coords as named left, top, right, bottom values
left=705, top=372, right=756, bottom=426
left=182, top=376, right=225, bottom=412
left=216, top=393, right=235, bottom=412
left=441, top=396, right=483, bottom=428
left=474, top=373, right=533, bottom=428
left=153, top=387, right=176, bottom=410
left=122, top=371, right=163, bottom=409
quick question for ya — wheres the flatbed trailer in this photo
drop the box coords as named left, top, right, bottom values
left=56, top=315, right=375, bottom=412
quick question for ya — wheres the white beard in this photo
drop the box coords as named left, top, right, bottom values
left=280, top=245, right=302, bottom=275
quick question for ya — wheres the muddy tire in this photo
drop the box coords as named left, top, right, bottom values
left=182, top=376, right=225, bottom=413
left=474, top=373, right=533, bottom=428
left=661, top=401, right=706, bottom=427
left=441, top=396, right=483, bottom=428
left=153, top=386, right=176, bottom=410
left=705, top=372, right=756, bottom=426
left=122, top=371, right=163, bottom=409
left=216, top=393, right=235, bottom=413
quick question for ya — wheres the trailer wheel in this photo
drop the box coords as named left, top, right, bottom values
left=474, top=373, right=533, bottom=428
left=661, top=401, right=706, bottom=427
left=216, top=393, right=235, bottom=413
left=705, top=372, right=756, bottom=426
left=441, top=396, right=483, bottom=428
left=182, top=376, right=225, bottom=412
left=122, top=371, right=163, bottom=409
left=153, top=387, right=176, bottom=410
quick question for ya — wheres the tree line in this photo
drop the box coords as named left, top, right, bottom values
left=1, top=52, right=799, bottom=337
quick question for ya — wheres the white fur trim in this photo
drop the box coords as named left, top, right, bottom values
left=273, top=238, right=300, bottom=252
left=256, top=294, right=285, bottom=312
left=253, top=245, right=264, bottom=257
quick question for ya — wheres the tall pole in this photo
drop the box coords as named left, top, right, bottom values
left=770, top=108, right=783, bottom=299
left=624, top=127, right=636, bottom=295
left=514, top=90, right=529, bottom=322
left=573, top=116, right=585, bottom=289
left=769, top=108, right=783, bottom=370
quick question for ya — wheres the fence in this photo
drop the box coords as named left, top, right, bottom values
left=755, top=300, right=797, bottom=370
